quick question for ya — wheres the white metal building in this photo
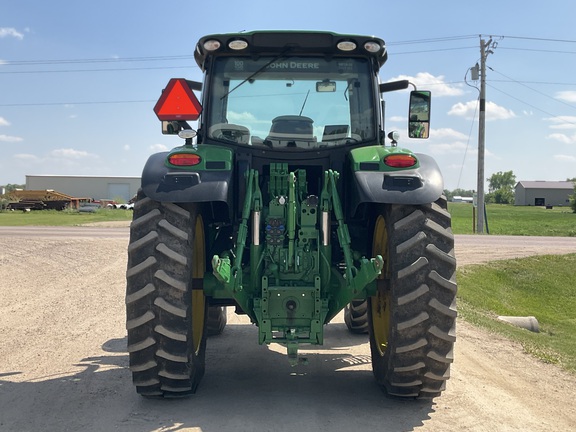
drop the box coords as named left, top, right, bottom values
left=25, top=175, right=141, bottom=202
left=514, top=181, right=574, bottom=206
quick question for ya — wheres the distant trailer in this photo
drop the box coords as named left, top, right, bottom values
left=452, top=196, right=473, bottom=203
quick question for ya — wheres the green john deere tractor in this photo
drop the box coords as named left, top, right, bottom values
left=125, top=31, right=456, bottom=399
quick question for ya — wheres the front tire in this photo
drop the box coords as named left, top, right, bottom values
left=126, top=190, right=207, bottom=397
left=206, top=306, right=227, bottom=336
left=344, top=300, right=369, bottom=334
left=368, top=197, right=457, bottom=399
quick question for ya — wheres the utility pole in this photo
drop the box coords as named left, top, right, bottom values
left=476, top=37, right=495, bottom=234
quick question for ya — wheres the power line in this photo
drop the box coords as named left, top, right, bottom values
left=487, top=83, right=576, bottom=126
left=498, top=35, right=576, bottom=44
left=0, top=55, right=195, bottom=66
left=0, top=65, right=196, bottom=75
left=388, top=35, right=478, bottom=45
left=488, top=67, right=576, bottom=112
left=499, top=46, right=576, bottom=55
left=0, top=99, right=155, bottom=107
left=457, top=96, right=480, bottom=190
left=489, top=79, right=576, bottom=86
left=391, top=46, right=477, bottom=55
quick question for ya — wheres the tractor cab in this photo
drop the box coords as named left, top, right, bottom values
left=156, top=31, right=430, bottom=150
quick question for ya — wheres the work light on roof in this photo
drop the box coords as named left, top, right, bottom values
left=229, top=39, right=248, bottom=50
left=337, top=40, right=357, bottom=51
left=364, top=41, right=381, bottom=53
left=203, top=39, right=221, bottom=51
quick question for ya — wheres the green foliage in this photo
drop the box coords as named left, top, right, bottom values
left=485, top=171, right=516, bottom=204
left=1, top=183, right=25, bottom=193
left=487, top=170, right=516, bottom=193
left=458, top=254, right=576, bottom=372
left=570, top=182, right=576, bottom=214
left=485, top=188, right=515, bottom=204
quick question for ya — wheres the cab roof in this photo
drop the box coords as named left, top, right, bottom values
left=194, top=30, right=388, bottom=71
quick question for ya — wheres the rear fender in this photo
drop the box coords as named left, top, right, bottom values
left=349, top=149, right=444, bottom=213
left=141, top=148, right=233, bottom=211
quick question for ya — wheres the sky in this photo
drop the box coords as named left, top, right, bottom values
left=1, top=0, right=576, bottom=192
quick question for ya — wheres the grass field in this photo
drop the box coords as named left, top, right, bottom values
left=448, top=202, right=576, bottom=236
left=0, top=208, right=133, bottom=226
left=457, top=254, right=576, bottom=373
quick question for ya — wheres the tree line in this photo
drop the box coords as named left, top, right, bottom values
left=0, top=184, right=25, bottom=193
left=443, top=171, right=518, bottom=204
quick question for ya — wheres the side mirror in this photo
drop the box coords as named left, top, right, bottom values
left=408, top=90, right=431, bottom=139
left=162, top=121, right=182, bottom=135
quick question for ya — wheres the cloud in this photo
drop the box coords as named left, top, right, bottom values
left=554, top=154, right=576, bottom=162
left=546, top=116, right=576, bottom=130
left=12, top=149, right=99, bottom=169
left=14, top=153, right=39, bottom=161
left=0, top=134, right=23, bottom=142
left=123, top=144, right=130, bottom=151
left=428, top=141, right=468, bottom=153
left=0, top=117, right=10, bottom=127
left=431, top=128, right=468, bottom=140
left=547, top=133, right=576, bottom=145
left=49, top=148, right=98, bottom=159
left=150, top=143, right=168, bottom=152
left=448, top=100, right=516, bottom=120
left=228, top=111, right=258, bottom=123
left=387, top=72, right=464, bottom=97
left=422, top=128, right=471, bottom=155
left=0, top=27, right=24, bottom=40
left=419, top=127, right=496, bottom=159
left=555, top=91, right=576, bottom=103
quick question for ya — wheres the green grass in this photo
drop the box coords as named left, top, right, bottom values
left=3, top=201, right=575, bottom=232
left=448, top=202, right=576, bottom=236
left=0, top=208, right=133, bottom=226
left=458, top=254, right=576, bottom=372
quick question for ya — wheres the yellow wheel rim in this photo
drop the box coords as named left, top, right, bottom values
left=191, top=213, right=206, bottom=355
left=371, top=214, right=391, bottom=356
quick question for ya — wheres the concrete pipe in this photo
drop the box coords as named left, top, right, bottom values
left=497, top=316, right=540, bottom=333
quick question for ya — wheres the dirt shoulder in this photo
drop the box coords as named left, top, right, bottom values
left=0, top=232, right=575, bottom=431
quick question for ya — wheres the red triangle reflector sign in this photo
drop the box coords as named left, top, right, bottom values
left=153, top=78, right=202, bottom=121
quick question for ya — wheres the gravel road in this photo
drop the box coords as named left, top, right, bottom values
left=1, top=227, right=575, bottom=432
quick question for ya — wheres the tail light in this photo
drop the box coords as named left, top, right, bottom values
left=384, top=154, right=417, bottom=168
left=168, top=153, right=202, bottom=166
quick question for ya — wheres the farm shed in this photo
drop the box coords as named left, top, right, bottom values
left=514, top=181, right=574, bottom=206
left=25, top=175, right=140, bottom=202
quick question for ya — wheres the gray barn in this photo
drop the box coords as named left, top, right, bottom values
left=25, top=175, right=141, bottom=202
left=514, top=181, right=574, bottom=206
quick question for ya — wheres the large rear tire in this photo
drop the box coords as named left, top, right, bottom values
left=368, top=197, right=457, bottom=399
left=126, top=190, right=207, bottom=398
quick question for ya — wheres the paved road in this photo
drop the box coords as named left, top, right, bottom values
left=2, top=226, right=575, bottom=265
left=0, top=225, right=130, bottom=239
